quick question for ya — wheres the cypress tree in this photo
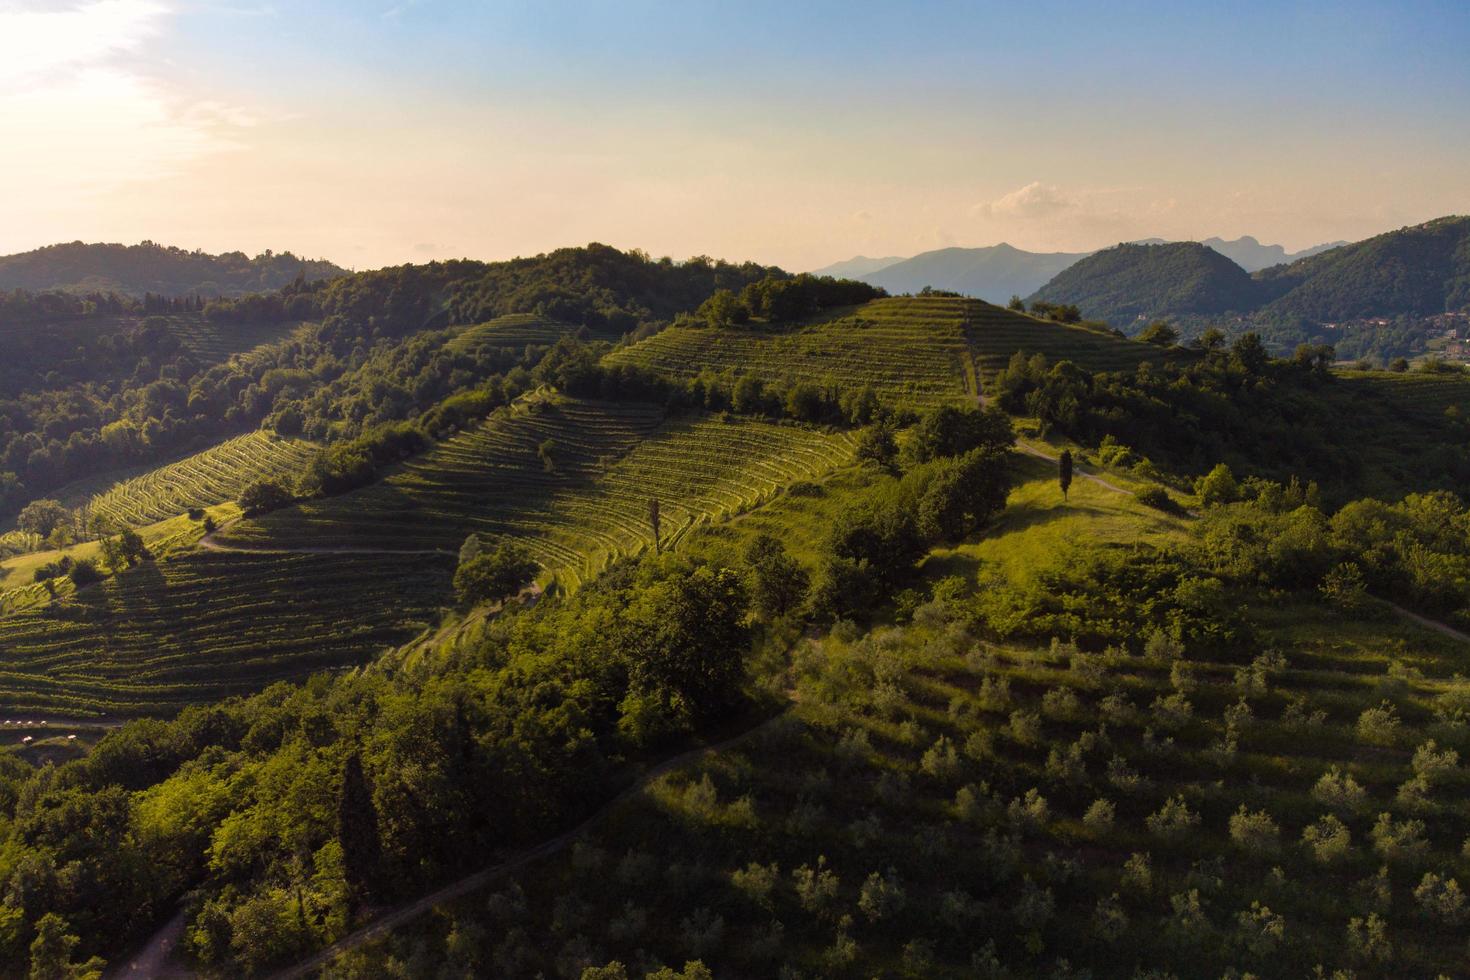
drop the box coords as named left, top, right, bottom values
left=1059, top=450, right=1074, bottom=501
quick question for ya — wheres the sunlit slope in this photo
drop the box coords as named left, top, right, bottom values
left=0, top=551, right=450, bottom=715
left=73, top=431, right=318, bottom=528
left=604, top=295, right=1180, bottom=405
left=445, top=313, right=578, bottom=353
left=217, top=397, right=855, bottom=589
left=960, top=299, right=1181, bottom=375
left=604, top=296, right=978, bottom=408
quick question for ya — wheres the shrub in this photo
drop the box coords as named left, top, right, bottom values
left=1346, top=912, right=1392, bottom=963
left=68, top=559, right=102, bottom=587
left=857, top=869, right=906, bottom=922
left=1233, top=902, right=1285, bottom=958
left=1008, top=710, right=1042, bottom=746
left=1146, top=795, right=1201, bottom=839
left=454, top=542, right=539, bottom=605
left=1134, top=485, right=1178, bottom=513
left=1312, top=766, right=1367, bottom=813
left=1412, top=872, right=1466, bottom=923
left=1410, top=740, right=1459, bottom=784
left=1370, top=812, right=1429, bottom=863
left=1357, top=700, right=1404, bottom=746
left=1228, top=805, right=1280, bottom=856
left=1083, top=798, right=1116, bottom=834
left=1302, top=814, right=1352, bottom=864
left=1092, top=893, right=1129, bottom=943
left=920, top=736, right=961, bottom=783
left=238, top=479, right=295, bottom=516
left=1121, top=852, right=1152, bottom=893
left=1006, top=789, right=1050, bottom=833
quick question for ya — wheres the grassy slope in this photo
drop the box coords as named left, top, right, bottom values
left=332, top=445, right=1470, bottom=978
left=605, top=295, right=1183, bottom=408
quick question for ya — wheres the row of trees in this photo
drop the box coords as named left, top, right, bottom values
left=695, top=274, right=885, bottom=328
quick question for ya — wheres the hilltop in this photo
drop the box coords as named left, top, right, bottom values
left=1255, top=215, right=1470, bottom=321
left=1027, top=218, right=1470, bottom=346
left=0, top=241, right=348, bottom=298
left=1026, top=241, right=1262, bottom=327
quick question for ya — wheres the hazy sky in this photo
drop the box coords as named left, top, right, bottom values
left=2, top=0, right=1468, bottom=271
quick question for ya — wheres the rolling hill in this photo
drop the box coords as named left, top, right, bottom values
left=1026, top=241, right=1263, bottom=328
left=606, top=294, right=1174, bottom=403
left=0, top=241, right=347, bottom=297
left=1029, top=217, right=1470, bottom=334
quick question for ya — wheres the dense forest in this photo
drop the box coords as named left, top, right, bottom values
left=0, top=242, right=347, bottom=298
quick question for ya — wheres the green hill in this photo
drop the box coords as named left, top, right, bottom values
left=1256, top=215, right=1470, bottom=321
left=0, top=241, right=347, bottom=297
left=1026, top=241, right=1263, bottom=328
left=606, top=295, right=1171, bottom=404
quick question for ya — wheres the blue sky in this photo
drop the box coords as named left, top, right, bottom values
left=2, top=0, right=1468, bottom=269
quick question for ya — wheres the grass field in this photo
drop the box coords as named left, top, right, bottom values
left=0, top=550, right=451, bottom=716
left=75, top=431, right=318, bottom=528
left=217, top=397, right=856, bottom=591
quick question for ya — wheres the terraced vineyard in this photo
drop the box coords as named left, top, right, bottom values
left=604, top=296, right=977, bottom=408
left=80, top=431, right=318, bottom=528
left=605, top=295, right=1182, bottom=405
left=0, top=551, right=450, bottom=715
left=216, top=398, right=856, bottom=590
left=1339, top=369, right=1470, bottom=421
left=961, top=299, right=1188, bottom=375
left=446, top=313, right=577, bottom=354
left=161, top=314, right=301, bottom=363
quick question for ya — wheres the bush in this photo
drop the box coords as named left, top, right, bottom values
left=1134, top=485, right=1179, bottom=513
left=453, top=542, right=539, bottom=605
left=68, top=559, right=102, bottom=587
left=1228, top=805, right=1280, bottom=856
left=238, top=479, right=295, bottom=516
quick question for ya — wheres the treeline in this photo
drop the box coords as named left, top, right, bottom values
left=989, top=335, right=1470, bottom=500
left=0, top=240, right=346, bottom=298
left=694, top=273, right=885, bottom=327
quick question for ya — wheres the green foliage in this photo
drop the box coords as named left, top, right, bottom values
left=237, top=478, right=295, bottom=516
left=454, top=542, right=539, bottom=605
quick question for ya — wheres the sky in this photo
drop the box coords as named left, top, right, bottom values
left=1, top=0, right=1468, bottom=272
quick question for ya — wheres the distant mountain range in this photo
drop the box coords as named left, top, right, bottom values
left=1134, top=236, right=1347, bottom=273
left=810, top=255, right=908, bottom=279
left=0, top=241, right=347, bottom=298
left=811, top=235, right=1344, bottom=303
left=1026, top=216, right=1470, bottom=330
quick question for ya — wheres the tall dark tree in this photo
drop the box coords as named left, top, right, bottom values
left=338, top=752, right=382, bottom=917
left=1059, top=449, right=1074, bottom=501
left=649, top=497, right=662, bottom=554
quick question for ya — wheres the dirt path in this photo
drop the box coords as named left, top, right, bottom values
left=1014, top=440, right=1132, bottom=495
left=1387, top=601, right=1470, bottom=644
left=268, top=709, right=789, bottom=980
left=105, top=908, right=191, bottom=979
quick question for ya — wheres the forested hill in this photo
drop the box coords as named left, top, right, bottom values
left=0, top=245, right=828, bottom=519
left=1027, top=216, right=1470, bottom=333
left=1026, top=241, right=1262, bottom=326
left=1254, top=214, right=1470, bottom=321
left=0, top=241, right=347, bottom=298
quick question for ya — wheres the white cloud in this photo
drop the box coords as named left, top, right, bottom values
left=0, top=0, right=166, bottom=84
left=972, top=181, right=1078, bottom=220
left=0, top=1, right=252, bottom=206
